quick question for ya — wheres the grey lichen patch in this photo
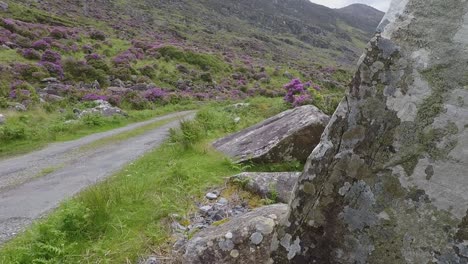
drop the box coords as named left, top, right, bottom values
left=287, top=237, right=301, bottom=260
left=250, top=232, right=263, bottom=245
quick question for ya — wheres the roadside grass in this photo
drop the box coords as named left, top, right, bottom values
left=0, top=97, right=287, bottom=263
left=0, top=103, right=197, bottom=159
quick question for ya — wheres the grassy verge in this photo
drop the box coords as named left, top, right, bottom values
left=0, top=103, right=197, bottom=159
left=0, top=97, right=287, bottom=263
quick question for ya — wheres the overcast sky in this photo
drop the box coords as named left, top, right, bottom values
left=310, top=0, right=391, bottom=12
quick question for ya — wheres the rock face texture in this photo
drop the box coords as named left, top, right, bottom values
left=213, top=105, right=329, bottom=164
left=271, top=0, right=468, bottom=263
left=180, top=204, right=288, bottom=264
left=230, top=172, right=301, bottom=203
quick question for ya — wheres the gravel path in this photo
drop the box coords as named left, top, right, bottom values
left=0, top=111, right=195, bottom=243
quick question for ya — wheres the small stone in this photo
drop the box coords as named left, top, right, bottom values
left=230, top=249, right=239, bottom=258
left=217, top=198, right=229, bottom=205
left=250, top=232, right=264, bottom=245
left=225, top=232, right=233, bottom=239
left=41, top=77, right=58, bottom=83
left=0, top=114, right=5, bottom=125
left=234, top=117, right=241, bottom=123
left=199, top=205, right=213, bottom=213
left=205, top=192, right=218, bottom=200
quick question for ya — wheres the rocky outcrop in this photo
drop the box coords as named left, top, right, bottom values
left=78, top=100, right=127, bottom=118
left=230, top=172, right=300, bottom=203
left=271, top=0, right=468, bottom=263
left=213, top=105, right=329, bottom=164
left=179, top=204, right=287, bottom=264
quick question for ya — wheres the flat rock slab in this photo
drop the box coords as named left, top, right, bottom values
left=213, top=105, right=329, bottom=164
left=179, top=204, right=288, bottom=264
left=230, top=172, right=301, bottom=203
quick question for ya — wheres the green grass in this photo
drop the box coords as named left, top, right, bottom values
left=0, top=49, right=29, bottom=63
left=0, top=103, right=197, bottom=159
left=0, top=97, right=286, bottom=263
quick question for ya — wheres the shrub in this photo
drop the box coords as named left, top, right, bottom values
left=143, top=88, right=167, bottom=103
left=89, top=30, right=106, bottom=41
left=85, top=53, right=109, bottom=72
left=9, top=80, right=39, bottom=103
left=38, top=61, right=64, bottom=79
left=12, top=63, right=47, bottom=82
left=110, top=66, right=135, bottom=81
left=49, top=28, right=68, bottom=39
left=31, top=39, right=51, bottom=50
left=41, top=49, right=61, bottom=63
left=121, top=91, right=148, bottom=110
left=283, top=78, right=314, bottom=107
left=169, top=119, right=203, bottom=149
left=63, top=57, right=108, bottom=86
left=19, top=48, right=41, bottom=60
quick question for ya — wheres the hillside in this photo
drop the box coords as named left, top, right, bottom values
left=0, top=0, right=383, bottom=121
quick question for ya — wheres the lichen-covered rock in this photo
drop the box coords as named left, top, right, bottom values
left=213, top=105, right=329, bottom=164
left=271, top=0, right=468, bottom=263
left=230, top=172, right=300, bottom=203
left=179, top=204, right=288, bottom=264
left=78, top=100, right=127, bottom=118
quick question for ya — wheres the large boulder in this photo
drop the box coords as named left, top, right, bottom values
left=213, top=105, right=329, bottom=164
left=230, top=172, right=300, bottom=203
left=271, top=0, right=468, bottom=263
left=179, top=204, right=288, bottom=264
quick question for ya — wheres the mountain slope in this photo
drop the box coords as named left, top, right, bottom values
left=11, top=0, right=384, bottom=67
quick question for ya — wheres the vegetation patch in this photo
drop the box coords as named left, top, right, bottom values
left=0, top=98, right=288, bottom=263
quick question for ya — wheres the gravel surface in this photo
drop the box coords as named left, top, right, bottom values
left=0, top=111, right=195, bottom=243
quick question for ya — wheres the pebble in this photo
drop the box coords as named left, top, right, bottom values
left=225, top=232, right=233, bottom=239
left=199, top=205, right=213, bottom=213
left=205, top=192, right=218, bottom=200
left=217, top=197, right=228, bottom=205
left=230, top=249, right=240, bottom=258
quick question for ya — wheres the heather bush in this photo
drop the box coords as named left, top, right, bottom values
left=283, top=78, right=314, bottom=107
left=110, top=66, right=135, bottom=81
left=13, top=63, right=48, bottom=82
left=9, top=81, right=39, bottom=103
left=41, top=49, right=61, bottom=63
left=85, top=53, right=109, bottom=72
left=19, top=48, right=41, bottom=60
left=31, top=39, right=50, bottom=50
left=49, top=28, right=67, bottom=39
left=39, top=61, right=64, bottom=79
left=122, top=91, right=149, bottom=110
left=63, top=57, right=108, bottom=86
left=89, top=30, right=106, bottom=41
left=82, top=44, right=93, bottom=54
left=143, top=88, right=167, bottom=103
